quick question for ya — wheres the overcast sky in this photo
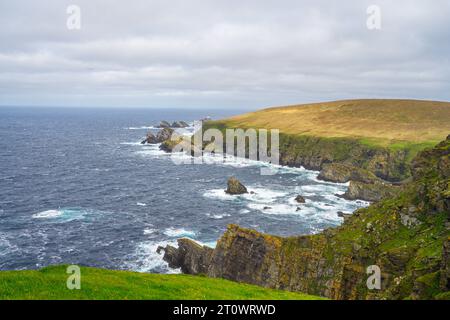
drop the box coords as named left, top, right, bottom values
left=0, top=0, right=449, bottom=109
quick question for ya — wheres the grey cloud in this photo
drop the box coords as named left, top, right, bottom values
left=0, top=0, right=449, bottom=108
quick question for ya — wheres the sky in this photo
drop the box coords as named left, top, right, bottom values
left=0, top=0, right=449, bottom=109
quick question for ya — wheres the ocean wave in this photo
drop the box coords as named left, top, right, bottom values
left=135, top=144, right=169, bottom=157
left=143, top=228, right=158, bottom=238
left=0, top=233, right=18, bottom=258
left=203, top=187, right=287, bottom=203
left=120, top=142, right=143, bottom=146
left=32, top=208, right=95, bottom=222
left=125, top=126, right=157, bottom=130
left=127, top=240, right=181, bottom=274
left=136, top=202, right=147, bottom=207
left=203, top=179, right=368, bottom=225
left=247, top=203, right=299, bottom=215
left=163, top=227, right=197, bottom=238
left=206, top=213, right=231, bottom=219
left=298, top=183, right=347, bottom=196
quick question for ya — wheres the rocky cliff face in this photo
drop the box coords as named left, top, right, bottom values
left=158, top=136, right=450, bottom=299
left=201, top=121, right=420, bottom=183
left=343, top=180, right=399, bottom=202
left=275, top=134, right=412, bottom=183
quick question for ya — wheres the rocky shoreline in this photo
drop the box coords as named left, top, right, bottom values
left=158, top=135, right=450, bottom=299
left=141, top=122, right=400, bottom=202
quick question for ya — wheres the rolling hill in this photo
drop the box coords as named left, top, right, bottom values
left=214, top=99, right=450, bottom=147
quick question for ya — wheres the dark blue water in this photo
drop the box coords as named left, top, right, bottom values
left=0, top=107, right=367, bottom=272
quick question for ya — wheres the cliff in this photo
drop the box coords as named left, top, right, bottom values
left=159, top=135, right=450, bottom=299
left=204, top=99, right=450, bottom=183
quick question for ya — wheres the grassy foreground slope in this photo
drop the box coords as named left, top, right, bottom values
left=0, top=265, right=323, bottom=300
left=217, top=99, right=450, bottom=147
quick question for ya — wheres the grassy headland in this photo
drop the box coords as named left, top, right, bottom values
left=204, top=99, right=450, bottom=181
left=0, top=265, right=323, bottom=300
left=213, top=99, right=450, bottom=148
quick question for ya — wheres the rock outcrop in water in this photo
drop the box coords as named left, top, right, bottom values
left=172, top=121, right=189, bottom=128
left=157, top=121, right=171, bottom=128
left=158, top=135, right=450, bottom=300
left=156, top=120, right=189, bottom=128
left=225, top=177, right=248, bottom=195
left=141, top=128, right=174, bottom=144
left=157, top=238, right=213, bottom=274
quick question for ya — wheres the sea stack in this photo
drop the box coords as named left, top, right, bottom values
left=225, top=177, right=248, bottom=195
left=295, top=195, right=306, bottom=203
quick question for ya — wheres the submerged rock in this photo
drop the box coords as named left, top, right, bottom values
left=225, top=177, right=248, bottom=195
left=295, top=195, right=306, bottom=203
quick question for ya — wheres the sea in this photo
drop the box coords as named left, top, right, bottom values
left=0, top=107, right=368, bottom=272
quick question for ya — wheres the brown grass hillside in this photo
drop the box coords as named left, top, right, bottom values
left=217, top=99, right=450, bottom=147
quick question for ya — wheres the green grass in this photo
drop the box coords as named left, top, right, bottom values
left=0, top=265, right=324, bottom=300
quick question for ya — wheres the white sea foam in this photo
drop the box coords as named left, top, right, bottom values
left=0, top=233, right=17, bottom=257
left=203, top=187, right=287, bottom=203
left=125, top=126, right=156, bottom=130
left=129, top=240, right=181, bottom=274
left=163, top=227, right=196, bottom=238
left=136, top=202, right=147, bottom=207
left=128, top=235, right=216, bottom=273
left=298, top=183, right=347, bottom=197
left=143, top=228, right=157, bottom=236
left=207, top=213, right=231, bottom=219
left=135, top=144, right=168, bottom=157
left=310, top=175, right=350, bottom=187
left=32, top=209, right=62, bottom=219
left=120, top=142, right=143, bottom=146
left=247, top=203, right=299, bottom=215
left=32, top=208, right=93, bottom=222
